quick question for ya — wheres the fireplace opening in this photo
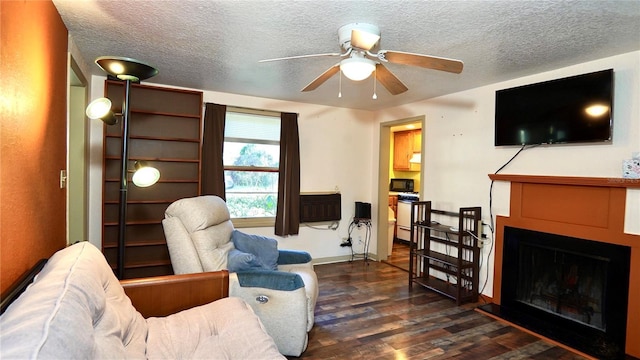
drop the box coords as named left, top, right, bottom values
left=515, top=240, right=608, bottom=331
left=480, top=226, right=631, bottom=359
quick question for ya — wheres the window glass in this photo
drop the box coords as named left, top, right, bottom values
left=224, top=109, right=280, bottom=221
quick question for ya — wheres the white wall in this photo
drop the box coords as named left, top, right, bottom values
left=87, top=51, right=639, bottom=276
left=375, top=51, right=640, bottom=297
left=87, top=78, right=378, bottom=262
left=200, top=91, right=378, bottom=260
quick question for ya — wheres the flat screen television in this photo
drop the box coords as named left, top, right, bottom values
left=495, top=69, right=613, bottom=146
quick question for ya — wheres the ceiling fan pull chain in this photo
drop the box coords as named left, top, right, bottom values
left=338, top=70, right=342, bottom=98
left=372, top=67, right=378, bottom=100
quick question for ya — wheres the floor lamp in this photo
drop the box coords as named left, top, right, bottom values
left=86, top=56, right=159, bottom=279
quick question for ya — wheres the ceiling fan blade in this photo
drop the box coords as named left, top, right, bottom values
left=301, top=64, right=340, bottom=92
left=380, top=50, right=464, bottom=74
left=351, top=29, right=380, bottom=51
left=259, top=52, right=342, bottom=63
left=375, top=64, right=408, bottom=95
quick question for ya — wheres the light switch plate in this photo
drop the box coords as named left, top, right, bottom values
left=60, top=170, right=67, bottom=189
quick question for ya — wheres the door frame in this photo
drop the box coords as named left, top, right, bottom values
left=67, top=55, right=89, bottom=245
left=377, top=115, right=425, bottom=260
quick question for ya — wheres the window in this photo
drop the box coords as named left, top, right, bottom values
left=224, top=108, right=280, bottom=226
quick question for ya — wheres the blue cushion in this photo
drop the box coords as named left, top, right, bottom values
left=235, top=270, right=305, bottom=291
left=227, top=249, right=265, bottom=272
left=231, top=230, right=279, bottom=271
left=278, top=250, right=312, bottom=265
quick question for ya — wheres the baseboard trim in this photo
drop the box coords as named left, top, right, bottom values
left=312, top=253, right=377, bottom=265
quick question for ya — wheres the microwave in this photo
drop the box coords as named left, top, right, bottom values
left=389, top=178, right=414, bottom=192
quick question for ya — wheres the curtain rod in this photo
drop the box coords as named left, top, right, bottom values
left=202, top=102, right=298, bottom=117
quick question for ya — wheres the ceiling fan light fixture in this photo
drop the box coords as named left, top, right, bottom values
left=340, top=57, right=376, bottom=81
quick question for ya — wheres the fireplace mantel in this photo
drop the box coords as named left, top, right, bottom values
left=489, top=174, right=640, bottom=188
left=487, top=174, right=640, bottom=358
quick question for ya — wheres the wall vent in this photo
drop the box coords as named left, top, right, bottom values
left=299, top=193, right=341, bottom=222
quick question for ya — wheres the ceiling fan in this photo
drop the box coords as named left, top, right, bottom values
left=259, top=23, right=464, bottom=96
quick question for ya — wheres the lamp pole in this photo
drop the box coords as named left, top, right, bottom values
left=92, top=56, right=158, bottom=279
left=117, top=78, right=132, bottom=279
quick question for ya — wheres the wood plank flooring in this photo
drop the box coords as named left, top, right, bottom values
left=382, top=240, right=410, bottom=271
left=295, top=247, right=588, bottom=360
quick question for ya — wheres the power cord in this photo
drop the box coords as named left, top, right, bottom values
left=481, top=144, right=537, bottom=298
left=346, top=218, right=372, bottom=263
left=304, top=221, right=340, bottom=231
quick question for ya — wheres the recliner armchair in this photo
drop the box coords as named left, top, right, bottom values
left=162, top=195, right=318, bottom=357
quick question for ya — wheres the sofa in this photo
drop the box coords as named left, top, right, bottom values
left=162, top=195, right=319, bottom=356
left=0, top=242, right=285, bottom=359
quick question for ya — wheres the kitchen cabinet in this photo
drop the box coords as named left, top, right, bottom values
left=388, top=195, right=398, bottom=239
left=388, top=195, right=398, bottom=216
left=409, top=201, right=481, bottom=305
left=393, top=130, right=421, bottom=171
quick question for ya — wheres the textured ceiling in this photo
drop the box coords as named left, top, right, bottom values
left=52, top=0, right=640, bottom=111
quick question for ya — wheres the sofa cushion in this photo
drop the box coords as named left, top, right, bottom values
left=231, top=230, right=279, bottom=271
left=0, top=242, right=148, bottom=359
left=146, top=297, right=284, bottom=359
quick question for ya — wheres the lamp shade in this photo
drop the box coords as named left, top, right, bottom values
left=340, top=57, right=376, bottom=81
left=86, top=98, right=117, bottom=125
left=95, top=56, right=159, bottom=82
left=132, top=161, right=160, bottom=187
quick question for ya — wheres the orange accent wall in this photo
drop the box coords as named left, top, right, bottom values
left=1, top=0, right=68, bottom=294
left=489, top=174, right=640, bottom=358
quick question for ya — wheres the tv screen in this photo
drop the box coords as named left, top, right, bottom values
left=495, top=69, right=613, bottom=146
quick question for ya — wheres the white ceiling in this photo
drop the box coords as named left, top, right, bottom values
left=52, top=0, right=640, bottom=111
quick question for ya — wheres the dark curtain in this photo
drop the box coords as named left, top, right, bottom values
left=201, top=103, right=226, bottom=199
left=275, top=112, right=300, bottom=236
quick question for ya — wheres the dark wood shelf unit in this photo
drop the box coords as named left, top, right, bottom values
left=409, top=201, right=481, bottom=305
left=102, top=80, right=203, bottom=279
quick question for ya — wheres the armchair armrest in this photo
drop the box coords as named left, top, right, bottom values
left=121, top=270, right=229, bottom=318
left=235, top=270, right=305, bottom=291
left=277, top=250, right=312, bottom=265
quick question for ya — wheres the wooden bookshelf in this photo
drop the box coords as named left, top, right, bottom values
left=103, top=80, right=203, bottom=278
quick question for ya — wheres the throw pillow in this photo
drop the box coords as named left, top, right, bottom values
left=231, top=230, right=279, bottom=271
left=227, top=249, right=265, bottom=272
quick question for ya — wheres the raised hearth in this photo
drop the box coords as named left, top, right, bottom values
left=480, top=175, right=640, bottom=359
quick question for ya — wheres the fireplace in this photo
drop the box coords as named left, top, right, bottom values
left=488, top=226, right=631, bottom=359
left=479, top=174, right=640, bottom=359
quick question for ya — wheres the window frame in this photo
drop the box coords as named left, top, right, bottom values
left=224, top=106, right=280, bottom=228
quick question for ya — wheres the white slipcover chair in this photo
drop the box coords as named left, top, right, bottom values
left=162, top=195, right=318, bottom=357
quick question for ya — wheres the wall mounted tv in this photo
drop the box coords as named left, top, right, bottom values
left=495, top=69, right=613, bottom=146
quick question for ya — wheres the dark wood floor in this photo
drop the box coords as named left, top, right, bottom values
left=382, top=240, right=410, bottom=271
left=294, top=243, right=588, bottom=360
